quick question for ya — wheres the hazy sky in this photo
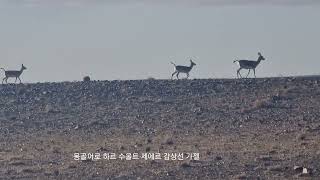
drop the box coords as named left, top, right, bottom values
left=0, top=0, right=320, bottom=82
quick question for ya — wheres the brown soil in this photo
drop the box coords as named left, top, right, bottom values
left=0, top=77, right=320, bottom=179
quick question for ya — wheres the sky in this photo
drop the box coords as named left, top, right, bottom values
left=0, top=0, right=320, bottom=82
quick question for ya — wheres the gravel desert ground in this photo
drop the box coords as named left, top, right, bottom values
left=0, top=77, right=320, bottom=179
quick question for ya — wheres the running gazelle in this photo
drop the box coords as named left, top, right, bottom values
left=234, top=52, right=265, bottom=78
left=1, top=64, right=27, bottom=84
left=171, top=60, right=196, bottom=79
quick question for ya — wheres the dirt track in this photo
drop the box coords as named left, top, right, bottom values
left=0, top=77, right=320, bottom=179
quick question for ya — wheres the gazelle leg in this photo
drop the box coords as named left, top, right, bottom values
left=176, top=72, right=180, bottom=79
left=246, top=69, right=251, bottom=78
left=15, top=77, right=18, bottom=83
left=253, top=69, right=256, bottom=78
left=171, top=71, right=177, bottom=79
left=186, top=73, right=189, bottom=79
left=237, top=68, right=242, bottom=78
left=18, top=77, right=22, bottom=83
left=2, top=77, right=6, bottom=84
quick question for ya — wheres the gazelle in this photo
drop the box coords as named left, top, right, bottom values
left=171, top=59, right=196, bottom=79
left=1, top=64, right=27, bottom=84
left=234, top=52, right=265, bottom=78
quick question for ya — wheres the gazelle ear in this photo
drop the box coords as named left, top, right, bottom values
left=258, top=52, right=261, bottom=56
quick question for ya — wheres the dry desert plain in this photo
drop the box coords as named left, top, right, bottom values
left=0, top=77, right=320, bottom=179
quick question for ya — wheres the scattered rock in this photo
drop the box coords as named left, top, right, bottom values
left=146, top=147, right=151, bottom=152
left=68, top=165, right=77, bottom=169
left=269, top=150, right=277, bottom=154
left=234, top=173, right=247, bottom=180
left=51, top=147, right=61, bottom=154
left=295, top=167, right=312, bottom=177
left=267, top=165, right=283, bottom=172
left=255, top=155, right=272, bottom=161
left=9, top=161, right=26, bottom=166
left=180, top=162, right=192, bottom=168
left=119, top=146, right=125, bottom=151
left=302, top=167, right=308, bottom=174
left=44, top=104, right=58, bottom=113
left=53, top=170, right=60, bottom=176
left=83, top=76, right=91, bottom=82
left=215, top=156, right=223, bottom=161
left=294, top=165, right=303, bottom=173
left=164, top=138, right=174, bottom=145
left=21, top=168, right=43, bottom=174
left=296, top=133, right=306, bottom=141
left=252, top=97, right=275, bottom=109
left=97, top=147, right=108, bottom=152
left=8, top=116, right=17, bottom=120
left=146, top=138, right=152, bottom=144
left=294, top=166, right=311, bottom=175
left=134, top=143, right=143, bottom=148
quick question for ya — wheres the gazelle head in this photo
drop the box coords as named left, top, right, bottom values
left=21, top=64, right=27, bottom=70
left=190, top=59, right=196, bottom=66
left=258, top=52, right=265, bottom=61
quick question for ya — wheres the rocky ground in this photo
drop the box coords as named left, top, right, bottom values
left=0, top=77, right=320, bottom=179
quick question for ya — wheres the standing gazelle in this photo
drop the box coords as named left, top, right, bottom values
left=171, top=59, right=196, bottom=79
left=234, top=52, right=265, bottom=78
left=1, top=64, right=27, bottom=84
